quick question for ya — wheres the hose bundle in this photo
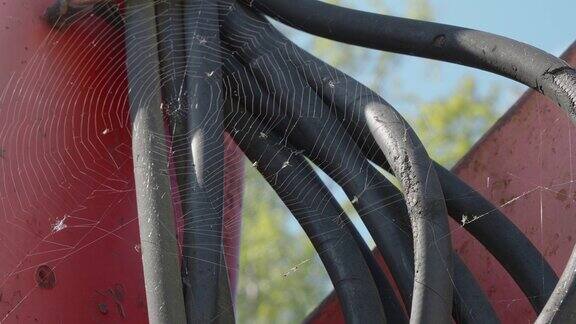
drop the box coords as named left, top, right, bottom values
left=46, top=0, right=576, bottom=323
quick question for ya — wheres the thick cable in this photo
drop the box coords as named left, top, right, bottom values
left=220, top=6, right=503, bottom=322
left=124, top=1, right=186, bottom=322
left=307, top=64, right=558, bottom=312
left=181, top=0, right=233, bottom=322
left=347, top=224, right=409, bottom=324
left=220, top=21, right=416, bottom=308
left=223, top=10, right=560, bottom=310
left=221, top=47, right=453, bottom=322
left=243, top=0, right=576, bottom=124
left=225, top=109, right=387, bottom=324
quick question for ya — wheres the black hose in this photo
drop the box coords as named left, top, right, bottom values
left=221, top=49, right=453, bottom=323
left=222, top=8, right=557, bottom=309
left=220, top=6, right=503, bottom=321
left=155, top=0, right=188, bottom=202
left=225, top=108, right=387, bottom=324
left=242, top=0, right=576, bottom=124
left=224, top=7, right=498, bottom=323
left=181, top=0, right=232, bottom=322
left=44, top=0, right=92, bottom=27
left=224, top=51, right=416, bottom=297
left=224, top=51, right=499, bottom=323
left=123, top=1, right=186, bottom=323
left=536, top=244, right=576, bottom=323
left=225, top=52, right=413, bottom=323
left=220, top=15, right=416, bottom=308
left=365, top=103, right=455, bottom=324
left=307, top=64, right=558, bottom=312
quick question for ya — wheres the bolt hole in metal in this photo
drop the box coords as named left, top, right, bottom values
left=35, top=265, right=56, bottom=290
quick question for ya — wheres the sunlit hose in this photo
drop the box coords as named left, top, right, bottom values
left=220, top=18, right=417, bottom=308
left=221, top=44, right=455, bottom=324
left=305, top=62, right=559, bottom=313
left=229, top=9, right=558, bottom=311
left=364, top=101, right=454, bottom=324
left=242, top=0, right=576, bottom=125
left=451, top=256, right=500, bottom=324
left=91, top=1, right=124, bottom=29
left=310, top=80, right=498, bottom=323
left=123, top=1, right=186, bottom=323
left=182, top=0, right=232, bottom=322
left=223, top=52, right=498, bottom=323
left=224, top=108, right=388, bottom=324
left=224, top=57, right=408, bottom=323
left=222, top=12, right=503, bottom=322
left=44, top=0, right=569, bottom=322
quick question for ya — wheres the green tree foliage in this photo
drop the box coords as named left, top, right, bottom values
left=236, top=165, right=329, bottom=324
left=411, top=77, right=500, bottom=167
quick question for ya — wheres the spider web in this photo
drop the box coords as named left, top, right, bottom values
left=0, top=1, right=575, bottom=323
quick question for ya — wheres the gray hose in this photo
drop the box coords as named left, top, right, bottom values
left=364, top=100, right=453, bottom=323
left=124, top=1, right=186, bottom=323
left=222, top=50, right=453, bottom=323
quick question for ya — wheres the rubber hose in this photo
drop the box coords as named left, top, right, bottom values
left=225, top=109, right=387, bottom=324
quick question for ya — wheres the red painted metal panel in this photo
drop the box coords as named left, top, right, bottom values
left=450, top=43, right=576, bottom=322
left=0, top=1, right=243, bottom=323
left=308, top=43, right=576, bottom=323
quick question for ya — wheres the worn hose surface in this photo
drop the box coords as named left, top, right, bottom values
left=224, top=53, right=497, bottom=323
left=311, top=67, right=558, bottom=312
left=124, top=1, right=187, bottom=323
left=243, top=0, right=576, bottom=124
left=182, top=0, right=232, bottom=322
left=235, top=14, right=558, bottom=310
left=226, top=109, right=387, bottom=324
left=221, top=44, right=453, bottom=323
